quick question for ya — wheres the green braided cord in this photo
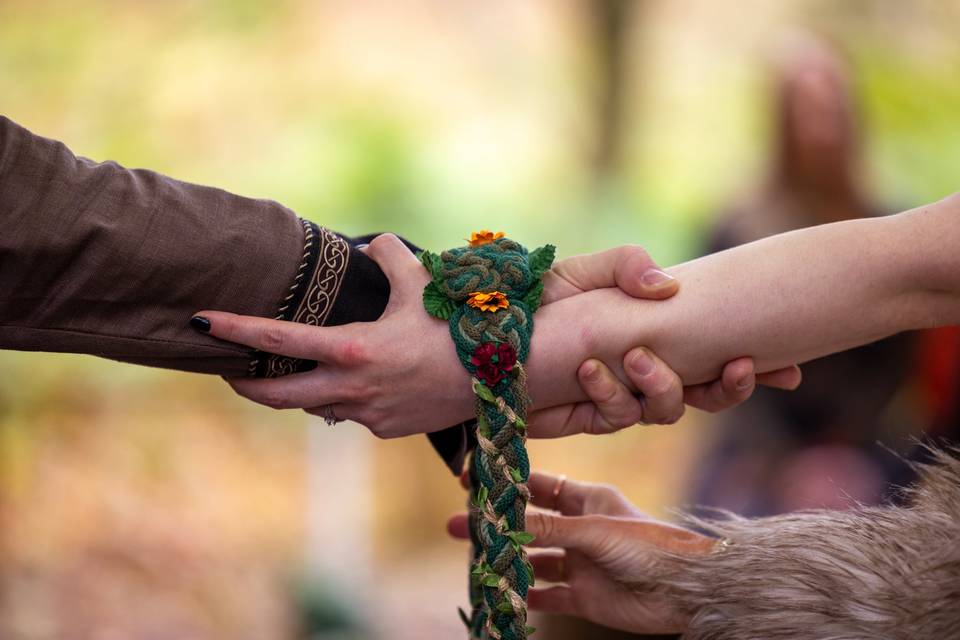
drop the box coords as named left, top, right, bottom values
left=420, top=236, right=555, bottom=640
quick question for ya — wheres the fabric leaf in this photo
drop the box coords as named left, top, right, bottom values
left=417, top=250, right=444, bottom=282
left=522, top=280, right=545, bottom=313
left=423, top=281, right=456, bottom=320
left=527, top=244, right=556, bottom=280
left=508, top=531, right=536, bottom=545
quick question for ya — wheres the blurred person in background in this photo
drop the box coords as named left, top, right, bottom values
left=689, top=37, right=929, bottom=516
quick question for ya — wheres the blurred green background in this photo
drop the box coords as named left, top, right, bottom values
left=1, top=1, right=959, bottom=638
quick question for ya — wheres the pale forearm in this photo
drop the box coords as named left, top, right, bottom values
left=527, top=194, right=960, bottom=409
left=653, top=197, right=959, bottom=381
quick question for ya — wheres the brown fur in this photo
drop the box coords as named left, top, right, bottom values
left=633, top=448, right=960, bottom=639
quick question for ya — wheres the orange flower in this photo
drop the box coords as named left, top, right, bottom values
left=467, top=230, right=505, bottom=247
left=467, top=291, right=510, bottom=313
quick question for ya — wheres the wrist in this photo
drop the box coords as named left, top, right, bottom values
left=526, top=288, right=655, bottom=409
left=525, top=299, right=588, bottom=409
left=888, top=196, right=960, bottom=327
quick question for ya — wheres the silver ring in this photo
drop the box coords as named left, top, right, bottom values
left=322, top=404, right=340, bottom=426
left=715, top=537, right=733, bottom=553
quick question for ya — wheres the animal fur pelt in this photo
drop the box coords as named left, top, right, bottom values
left=634, top=448, right=960, bottom=640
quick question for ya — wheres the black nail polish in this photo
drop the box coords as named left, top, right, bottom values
left=190, top=316, right=211, bottom=332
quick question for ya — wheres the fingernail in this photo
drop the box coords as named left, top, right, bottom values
left=582, top=361, right=602, bottom=383
left=190, top=316, right=211, bottom=332
left=640, top=268, right=676, bottom=289
left=629, top=349, right=655, bottom=377
left=736, top=374, right=754, bottom=391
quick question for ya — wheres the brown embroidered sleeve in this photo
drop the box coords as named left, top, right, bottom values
left=0, top=115, right=389, bottom=377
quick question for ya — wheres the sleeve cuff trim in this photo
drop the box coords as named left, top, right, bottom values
left=249, top=219, right=350, bottom=377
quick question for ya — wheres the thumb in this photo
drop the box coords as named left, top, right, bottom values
left=363, top=233, right=428, bottom=304
left=542, top=245, right=678, bottom=305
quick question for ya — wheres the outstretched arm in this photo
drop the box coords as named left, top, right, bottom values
left=529, top=191, right=960, bottom=420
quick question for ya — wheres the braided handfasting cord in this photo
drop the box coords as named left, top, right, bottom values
left=420, top=231, right=555, bottom=640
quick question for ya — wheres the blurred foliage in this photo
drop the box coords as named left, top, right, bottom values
left=1, top=0, right=959, bottom=638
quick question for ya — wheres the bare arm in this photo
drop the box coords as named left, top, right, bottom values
left=527, top=193, right=960, bottom=409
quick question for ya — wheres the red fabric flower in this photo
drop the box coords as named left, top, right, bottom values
left=497, top=343, right=517, bottom=371
left=471, top=342, right=518, bottom=387
left=471, top=342, right=497, bottom=366
left=476, top=364, right=505, bottom=387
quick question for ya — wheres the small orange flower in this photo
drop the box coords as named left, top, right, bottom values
left=467, top=230, right=505, bottom=247
left=467, top=291, right=510, bottom=313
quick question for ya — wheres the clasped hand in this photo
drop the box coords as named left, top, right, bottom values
left=196, top=234, right=800, bottom=438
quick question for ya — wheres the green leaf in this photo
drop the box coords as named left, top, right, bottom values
left=525, top=625, right=537, bottom=635
left=423, top=282, right=457, bottom=320
left=523, top=559, right=536, bottom=587
left=475, top=485, right=489, bottom=508
left=458, top=607, right=472, bottom=629
left=508, top=466, right=523, bottom=484
left=477, top=414, right=491, bottom=438
left=496, top=600, right=514, bottom=614
left=473, top=381, right=496, bottom=403
left=528, top=244, right=556, bottom=279
left=522, top=279, right=545, bottom=313
left=508, top=531, right=536, bottom=546
left=482, top=574, right=501, bottom=588
left=417, top=250, right=443, bottom=281
left=513, top=416, right=527, bottom=432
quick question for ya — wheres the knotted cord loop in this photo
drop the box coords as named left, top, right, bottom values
left=420, top=233, right=555, bottom=640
